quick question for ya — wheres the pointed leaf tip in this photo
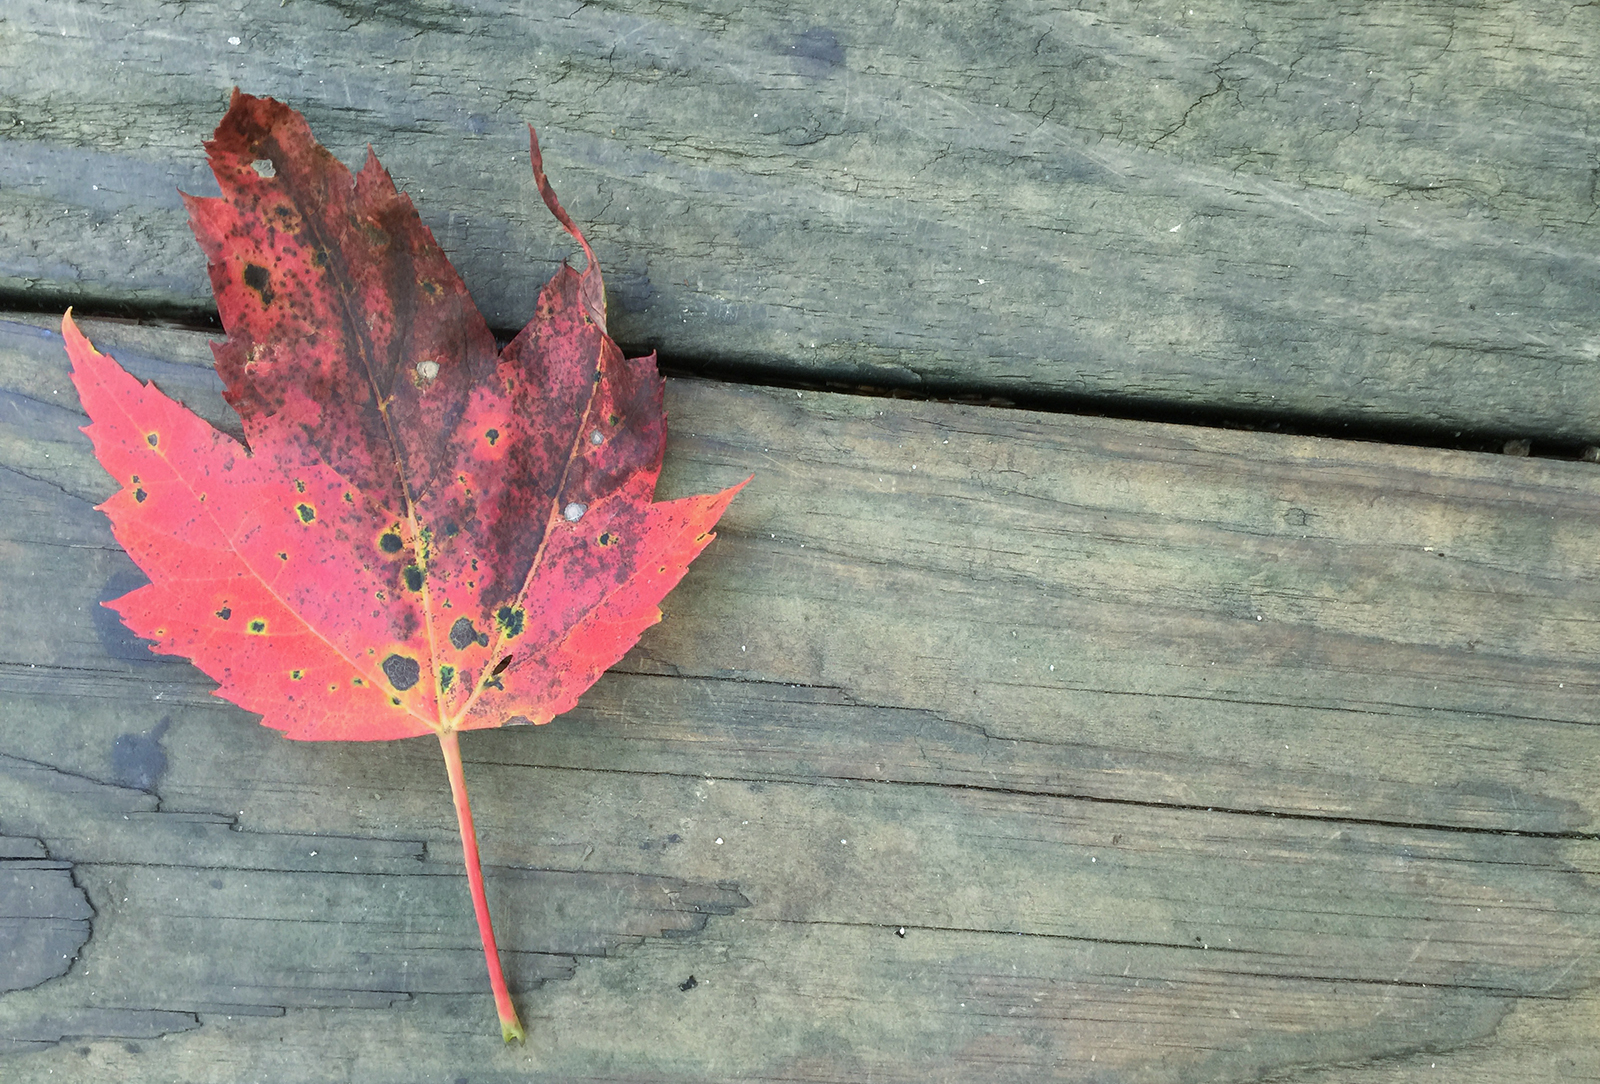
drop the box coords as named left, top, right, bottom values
left=527, top=125, right=606, bottom=333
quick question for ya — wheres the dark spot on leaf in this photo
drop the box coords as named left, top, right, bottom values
left=421, top=279, right=439, bottom=296
left=495, top=606, right=524, bottom=638
left=242, top=263, right=275, bottom=306
left=134, top=488, right=148, bottom=503
left=352, top=677, right=365, bottom=687
left=485, top=428, right=499, bottom=446
left=598, top=532, right=614, bottom=546
left=490, top=655, right=513, bottom=676
left=248, top=619, right=267, bottom=634
left=439, top=665, right=455, bottom=691
left=382, top=654, right=420, bottom=691
left=277, top=551, right=289, bottom=561
left=294, top=479, right=307, bottom=493
left=449, top=617, right=484, bottom=650
left=146, top=432, right=159, bottom=447
left=379, top=531, right=403, bottom=553
left=291, top=669, right=303, bottom=680
left=403, top=565, right=424, bottom=591
left=391, top=697, right=402, bottom=706
left=296, top=503, right=316, bottom=523
left=215, top=606, right=232, bottom=621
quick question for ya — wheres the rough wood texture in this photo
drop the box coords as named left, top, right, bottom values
left=3, top=2, right=1598, bottom=439
left=4, top=315, right=1600, bottom=1080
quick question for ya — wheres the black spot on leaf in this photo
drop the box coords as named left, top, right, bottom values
left=296, top=503, right=316, bottom=523
left=134, top=488, right=148, bottom=503
left=496, top=606, right=524, bottom=638
left=439, top=665, right=455, bottom=691
left=379, top=531, right=403, bottom=553
left=215, top=606, right=232, bottom=621
left=242, top=262, right=275, bottom=306
left=382, top=654, right=421, bottom=691
left=449, top=617, right=486, bottom=650
left=403, top=565, right=424, bottom=591
left=490, top=655, right=513, bottom=676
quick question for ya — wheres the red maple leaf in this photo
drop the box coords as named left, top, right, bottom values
left=64, top=90, right=744, bottom=1042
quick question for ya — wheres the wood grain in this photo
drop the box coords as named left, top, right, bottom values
left=3, top=316, right=1599, bottom=1080
left=2, top=2, right=1598, bottom=439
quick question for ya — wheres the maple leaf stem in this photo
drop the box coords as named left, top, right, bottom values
left=437, top=728, right=527, bottom=1044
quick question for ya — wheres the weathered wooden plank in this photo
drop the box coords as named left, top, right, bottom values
left=4, top=317, right=1600, bottom=1079
left=3, top=2, right=1598, bottom=439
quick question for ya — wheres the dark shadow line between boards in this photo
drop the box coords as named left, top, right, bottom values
left=8, top=293, right=1593, bottom=462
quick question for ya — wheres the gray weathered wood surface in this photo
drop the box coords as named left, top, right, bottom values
left=4, top=1, right=1599, bottom=440
left=4, top=314, right=1600, bottom=1080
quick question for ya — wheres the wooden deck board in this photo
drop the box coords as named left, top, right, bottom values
left=3, top=2, right=1599, bottom=438
left=3, top=317, right=1600, bottom=1079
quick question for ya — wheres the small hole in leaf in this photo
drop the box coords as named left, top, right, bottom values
left=415, top=359, right=440, bottom=381
left=589, top=429, right=604, bottom=445
left=598, top=532, right=614, bottom=546
left=251, top=158, right=276, bottom=178
left=563, top=502, right=587, bottom=522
